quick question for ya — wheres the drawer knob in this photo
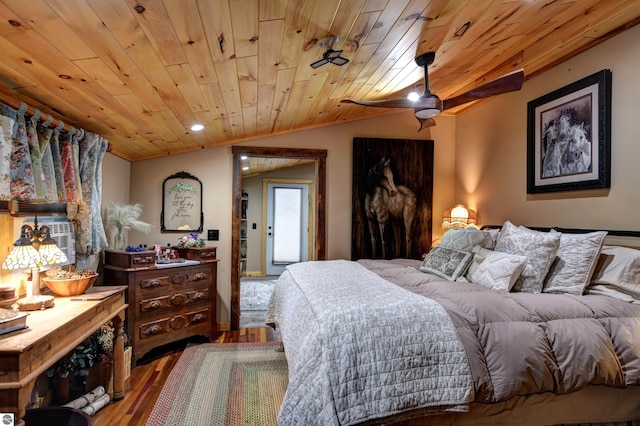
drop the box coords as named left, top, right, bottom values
left=192, top=291, right=206, bottom=301
left=133, top=256, right=154, bottom=264
left=191, top=313, right=207, bottom=323
left=141, top=324, right=165, bottom=336
left=193, top=272, right=207, bottom=281
left=142, top=299, right=163, bottom=311
left=200, top=252, right=215, bottom=259
left=140, top=279, right=162, bottom=289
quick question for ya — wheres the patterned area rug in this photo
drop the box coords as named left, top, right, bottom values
left=146, top=342, right=287, bottom=426
left=240, top=280, right=277, bottom=311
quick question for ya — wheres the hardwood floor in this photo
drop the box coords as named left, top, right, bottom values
left=92, top=327, right=282, bottom=426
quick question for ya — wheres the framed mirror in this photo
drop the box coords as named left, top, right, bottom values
left=161, top=171, right=203, bottom=232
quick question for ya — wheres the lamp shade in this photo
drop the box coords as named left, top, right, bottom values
left=38, top=240, right=68, bottom=265
left=442, top=204, right=477, bottom=229
left=36, top=226, right=68, bottom=265
left=2, top=242, right=41, bottom=270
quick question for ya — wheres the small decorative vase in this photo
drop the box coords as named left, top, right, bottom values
left=114, top=233, right=125, bottom=251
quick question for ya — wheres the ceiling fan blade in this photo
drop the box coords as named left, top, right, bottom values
left=416, top=117, right=436, bottom=132
left=442, top=69, right=524, bottom=111
left=340, top=98, right=415, bottom=108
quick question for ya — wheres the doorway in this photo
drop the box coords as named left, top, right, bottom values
left=265, top=180, right=312, bottom=275
left=231, top=147, right=327, bottom=330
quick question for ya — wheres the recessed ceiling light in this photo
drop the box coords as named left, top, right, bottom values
left=190, top=123, right=204, bottom=131
left=242, top=166, right=249, bottom=171
left=240, top=155, right=248, bottom=160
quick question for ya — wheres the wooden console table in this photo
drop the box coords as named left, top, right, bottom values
left=0, top=286, right=127, bottom=426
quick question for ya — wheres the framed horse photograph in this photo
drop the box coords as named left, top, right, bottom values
left=527, top=69, right=612, bottom=194
left=351, top=137, right=434, bottom=260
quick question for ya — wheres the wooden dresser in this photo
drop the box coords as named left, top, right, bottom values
left=102, top=256, right=218, bottom=365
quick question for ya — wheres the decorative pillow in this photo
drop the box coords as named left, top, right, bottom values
left=494, top=221, right=561, bottom=293
left=467, top=246, right=528, bottom=291
left=482, top=228, right=500, bottom=250
left=543, top=231, right=607, bottom=295
left=420, top=245, right=473, bottom=281
left=590, top=245, right=640, bottom=297
left=441, top=228, right=487, bottom=251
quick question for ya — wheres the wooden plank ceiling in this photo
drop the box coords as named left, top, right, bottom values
left=0, top=0, right=638, bottom=162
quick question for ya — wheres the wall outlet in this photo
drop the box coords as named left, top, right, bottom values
left=207, top=229, right=219, bottom=241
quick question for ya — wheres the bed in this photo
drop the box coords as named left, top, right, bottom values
left=266, top=222, right=640, bottom=425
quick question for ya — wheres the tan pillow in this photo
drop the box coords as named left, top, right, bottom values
left=590, top=245, right=640, bottom=297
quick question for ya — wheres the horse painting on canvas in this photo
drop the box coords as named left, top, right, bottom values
left=352, top=137, right=433, bottom=261
left=364, top=156, right=417, bottom=259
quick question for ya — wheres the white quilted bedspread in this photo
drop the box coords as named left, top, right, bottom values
left=266, top=260, right=473, bottom=425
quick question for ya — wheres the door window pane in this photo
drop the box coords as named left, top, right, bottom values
left=273, top=187, right=302, bottom=263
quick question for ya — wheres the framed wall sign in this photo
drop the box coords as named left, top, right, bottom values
left=161, top=171, right=203, bottom=232
left=527, top=69, right=611, bottom=194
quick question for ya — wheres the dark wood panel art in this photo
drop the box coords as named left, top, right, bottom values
left=352, top=138, right=433, bottom=260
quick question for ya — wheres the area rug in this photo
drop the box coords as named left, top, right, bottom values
left=146, top=342, right=287, bottom=426
left=240, top=280, right=277, bottom=311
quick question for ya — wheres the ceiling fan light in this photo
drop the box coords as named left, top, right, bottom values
left=325, top=49, right=342, bottom=59
left=310, top=58, right=329, bottom=69
left=407, top=92, right=420, bottom=101
left=415, top=108, right=441, bottom=119
left=330, top=56, right=349, bottom=66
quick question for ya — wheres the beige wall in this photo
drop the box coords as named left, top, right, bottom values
left=123, top=112, right=455, bottom=322
left=455, top=24, right=640, bottom=230
left=101, top=153, right=132, bottom=248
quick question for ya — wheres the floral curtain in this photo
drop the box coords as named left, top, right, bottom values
left=0, top=101, right=109, bottom=269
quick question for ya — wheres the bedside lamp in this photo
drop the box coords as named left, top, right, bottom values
left=2, top=217, right=68, bottom=310
left=442, top=204, right=478, bottom=230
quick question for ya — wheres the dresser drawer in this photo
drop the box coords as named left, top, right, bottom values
left=137, top=307, right=211, bottom=340
left=138, top=288, right=210, bottom=314
left=105, top=249, right=156, bottom=269
left=135, top=265, right=212, bottom=295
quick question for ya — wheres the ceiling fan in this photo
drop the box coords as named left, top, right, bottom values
left=341, top=52, right=524, bottom=131
left=310, top=36, right=350, bottom=69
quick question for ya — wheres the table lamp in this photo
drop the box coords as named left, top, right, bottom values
left=2, top=217, right=68, bottom=311
left=442, top=204, right=478, bottom=230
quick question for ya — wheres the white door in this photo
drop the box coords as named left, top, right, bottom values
left=265, top=183, right=309, bottom=275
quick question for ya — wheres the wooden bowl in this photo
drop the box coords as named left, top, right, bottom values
left=42, top=274, right=98, bottom=297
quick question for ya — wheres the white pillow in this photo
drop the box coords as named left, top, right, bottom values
left=494, top=221, right=561, bottom=293
left=441, top=228, right=487, bottom=251
left=590, top=245, right=640, bottom=297
left=543, top=231, right=607, bottom=295
left=420, top=245, right=473, bottom=281
left=467, top=246, right=528, bottom=291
